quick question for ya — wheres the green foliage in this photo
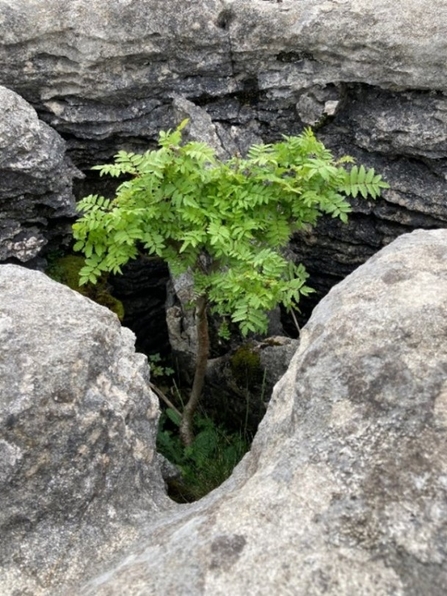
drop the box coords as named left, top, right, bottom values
left=73, top=122, right=388, bottom=337
left=157, top=409, right=249, bottom=502
left=148, top=353, right=175, bottom=379
left=45, top=254, right=124, bottom=320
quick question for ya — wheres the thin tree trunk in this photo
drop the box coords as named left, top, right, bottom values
left=179, top=295, right=209, bottom=446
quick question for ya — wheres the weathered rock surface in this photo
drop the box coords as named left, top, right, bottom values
left=71, top=229, right=447, bottom=595
left=0, top=86, right=80, bottom=264
left=202, top=336, right=300, bottom=436
left=0, top=265, right=170, bottom=595
left=2, top=0, right=446, bottom=141
left=1, top=0, right=447, bottom=321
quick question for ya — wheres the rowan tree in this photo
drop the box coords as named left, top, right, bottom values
left=73, top=120, right=388, bottom=444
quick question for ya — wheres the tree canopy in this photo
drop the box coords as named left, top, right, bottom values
left=73, top=121, right=388, bottom=336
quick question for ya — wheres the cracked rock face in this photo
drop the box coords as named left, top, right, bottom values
left=0, top=265, right=170, bottom=596
left=2, top=0, right=447, bottom=137
left=0, top=86, right=80, bottom=264
left=1, top=0, right=447, bottom=318
left=75, top=229, right=447, bottom=595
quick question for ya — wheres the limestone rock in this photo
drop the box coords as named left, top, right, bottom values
left=76, top=229, right=447, bottom=595
left=172, top=96, right=230, bottom=159
left=1, top=0, right=447, bottom=139
left=0, top=86, right=80, bottom=263
left=203, top=336, right=300, bottom=436
left=172, top=96, right=263, bottom=159
left=0, top=265, right=170, bottom=595
left=257, top=335, right=300, bottom=389
left=2, top=0, right=447, bottom=321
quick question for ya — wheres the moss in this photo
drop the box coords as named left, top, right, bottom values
left=45, top=255, right=124, bottom=320
left=230, top=343, right=263, bottom=387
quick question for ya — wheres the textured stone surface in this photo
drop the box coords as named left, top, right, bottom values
left=1, top=0, right=447, bottom=138
left=0, top=265, right=170, bottom=595
left=0, top=86, right=80, bottom=263
left=204, top=336, right=300, bottom=436
left=75, top=229, right=447, bottom=595
left=1, top=0, right=447, bottom=320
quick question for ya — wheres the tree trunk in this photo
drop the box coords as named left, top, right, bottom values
left=179, top=295, right=209, bottom=446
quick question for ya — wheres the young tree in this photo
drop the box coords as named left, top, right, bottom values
left=73, top=120, right=388, bottom=445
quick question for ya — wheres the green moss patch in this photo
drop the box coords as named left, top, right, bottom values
left=46, top=254, right=124, bottom=320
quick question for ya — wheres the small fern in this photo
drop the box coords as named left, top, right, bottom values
left=157, top=410, right=249, bottom=502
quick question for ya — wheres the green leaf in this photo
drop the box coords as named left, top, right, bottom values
left=357, top=165, right=366, bottom=184
left=166, top=408, right=182, bottom=427
left=365, top=168, right=375, bottom=183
